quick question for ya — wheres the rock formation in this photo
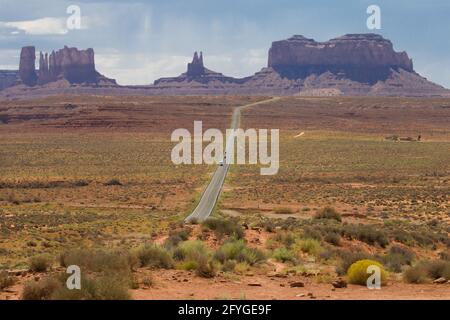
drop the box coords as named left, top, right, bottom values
left=3, top=34, right=449, bottom=97
left=267, top=34, right=413, bottom=84
left=18, top=45, right=116, bottom=87
left=154, top=51, right=247, bottom=87
left=150, top=36, right=448, bottom=96
left=19, top=46, right=37, bottom=86
left=187, top=51, right=205, bottom=77
left=239, top=33, right=447, bottom=96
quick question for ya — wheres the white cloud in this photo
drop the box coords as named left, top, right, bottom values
left=0, top=17, right=68, bottom=35
left=94, top=48, right=267, bottom=85
left=95, top=51, right=190, bottom=85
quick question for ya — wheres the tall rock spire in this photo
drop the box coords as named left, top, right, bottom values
left=187, top=51, right=205, bottom=77
left=18, top=46, right=37, bottom=86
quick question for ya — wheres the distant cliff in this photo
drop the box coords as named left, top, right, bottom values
left=2, top=34, right=449, bottom=98
left=18, top=45, right=116, bottom=86
left=267, top=34, right=413, bottom=85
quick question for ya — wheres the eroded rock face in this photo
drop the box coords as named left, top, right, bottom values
left=154, top=51, right=247, bottom=86
left=268, top=34, right=413, bottom=84
left=18, top=45, right=116, bottom=86
left=187, top=51, right=205, bottom=77
left=19, top=46, right=37, bottom=86
left=40, top=46, right=97, bottom=84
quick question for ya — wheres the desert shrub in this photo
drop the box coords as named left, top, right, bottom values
left=423, top=260, right=450, bottom=280
left=269, top=231, right=296, bottom=249
left=382, top=245, right=415, bottom=272
left=29, top=254, right=52, bottom=272
left=410, top=232, right=435, bottom=247
left=314, top=207, right=341, bottom=222
left=195, top=257, right=217, bottom=278
left=334, top=249, right=372, bottom=276
left=403, top=265, right=429, bottom=284
left=234, top=262, right=250, bottom=274
left=274, top=207, right=294, bottom=215
left=104, top=178, right=122, bottom=186
left=439, top=250, right=450, bottom=261
left=215, top=240, right=265, bottom=266
left=222, top=260, right=237, bottom=272
left=164, top=228, right=192, bottom=248
left=73, top=180, right=89, bottom=187
left=324, top=232, right=341, bottom=246
left=178, top=240, right=210, bottom=263
left=52, top=275, right=131, bottom=300
left=391, top=230, right=415, bottom=246
left=347, top=259, right=388, bottom=285
left=59, top=249, right=135, bottom=273
left=142, top=276, right=154, bottom=287
left=0, top=271, right=15, bottom=290
left=202, top=217, right=244, bottom=239
left=295, top=238, right=323, bottom=256
left=262, top=220, right=276, bottom=233
left=343, top=224, right=388, bottom=247
left=179, top=260, right=198, bottom=271
left=272, top=247, right=297, bottom=264
left=136, top=244, right=174, bottom=269
left=403, top=260, right=450, bottom=283
left=302, top=227, right=322, bottom=241
left=21, top=277, right=61, bottom=300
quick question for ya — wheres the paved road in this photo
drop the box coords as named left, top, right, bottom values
left=184, top=97, right=279, bottom=223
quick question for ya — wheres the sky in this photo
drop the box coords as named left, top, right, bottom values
left=0, top=0, right=449, bottom=87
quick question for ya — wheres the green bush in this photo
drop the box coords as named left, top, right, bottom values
left=295, top=238, right=323, bottom=256
left=178, top=240, right=210, bottom=262
left=272, top=247, right=297, bottom=263
left=202, top=217, right=244, bottom=239
left=314, top=207, right=341, bottom=222
left=179, top=260, right=198, bottom=271
left=347, top=259, right=388, bottom=285
left=136, top=244, right=174, bottom=269
left=29, top=254, right=52, bottom=272
left=215, top=240, right=265, bottom=266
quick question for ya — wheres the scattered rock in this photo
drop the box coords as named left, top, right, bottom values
left=433, top=277, right=447, bottom=284
left=290, top=281, right=305, bottom=288
left=248, top=282, right=262, bottom=287
left=332, top=279, right=347, bottom=288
